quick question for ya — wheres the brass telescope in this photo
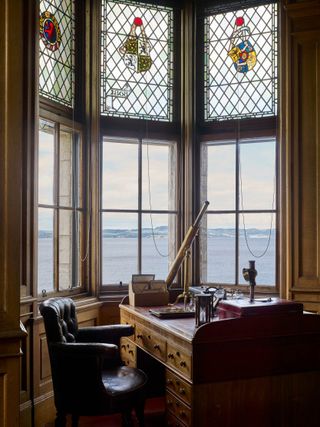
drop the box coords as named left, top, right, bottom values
left=166, top=201, right=209, bottom=307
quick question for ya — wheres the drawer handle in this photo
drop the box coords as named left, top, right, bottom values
left=121, top=344, right=126, bottom=349
left=176, top=351, right=180, bottom=357
left=129, top=350, right=134, bottom=355
left=180, top=361, right=186, bottom=367
left=179, top=387, right=185, bottom=395
left=166, top=379, right=173, bottom=385
left=153, top=344, right=160, bottom=350
left=175, top=401, right=181, bottom=408
left=167, top=399, right=173, bottom=406
left=168, top=353, right=174, bottom=359
left=137, top=334, right=143, bottom=339
left=148, top=335, right=151, bottom=339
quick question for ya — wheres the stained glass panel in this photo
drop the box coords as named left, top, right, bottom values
left=101, top=0, right=174, bottom=121
left=39, top=0, right=75, bottom=107
left=204, top=3, right=278, bottom=121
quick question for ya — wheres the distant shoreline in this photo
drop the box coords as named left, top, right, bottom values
left=39, top=228, right=275, bottom=239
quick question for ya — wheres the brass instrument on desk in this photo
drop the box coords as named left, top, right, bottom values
left=242, top=260, right=257, bottom=303
left=166, top=201, right=209, bottom=306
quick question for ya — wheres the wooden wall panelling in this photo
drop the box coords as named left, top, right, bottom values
left=286, top=1, right=320, bottom=310
left=19, top=321, right=32, bottom=427
left=99, top=298, right=123, bottom=325
left=19, top=298, right=36, bottom=427
left=293, top=31, right=320, bottom=287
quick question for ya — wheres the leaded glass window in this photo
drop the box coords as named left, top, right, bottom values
left=39, top=0, right=75, bottom=107
left=101, top=0, right=174, bottom=121
left=204, top=3, right=278, bottom=121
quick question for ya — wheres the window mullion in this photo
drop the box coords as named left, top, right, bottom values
left=138, top=138, right=142, bottom=274
left=72, top=132, right=78, bottom=288
left=235, top=138, right=240, bottom=286
left=54, top=122, right=60, bottom=292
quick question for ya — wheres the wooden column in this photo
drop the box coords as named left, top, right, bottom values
left=181, top=0, right=196, bottom=285
left=0, top=1, right=27, bottom=426
left=86, top=0, right=101, bottom=295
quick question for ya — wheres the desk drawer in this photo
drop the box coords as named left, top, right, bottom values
left=167, top=412, right=188, bottom=427
left=166, top=391, right=191, bottom=426
left=166, top=370, right=192, bottom=405
left=120, top=337, right=136, bottom=367
left=167, top=344, right=192, bottom=379
left=121, top=312, right=134, bottom=327
left=135, top=325, right=167, bottom=362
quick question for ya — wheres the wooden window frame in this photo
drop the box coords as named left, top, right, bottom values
left=194, top=1, right=279, bottom=293
left=98, top=0, right=182, bottom=292
left=100, top=134, right=179, bottom=290
left=36, top=110, right=87, bottom=297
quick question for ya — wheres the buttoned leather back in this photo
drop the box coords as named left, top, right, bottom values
left=40, top=297, right=78, bottom=344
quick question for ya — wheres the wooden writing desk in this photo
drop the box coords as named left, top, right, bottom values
left=120, top=299, right=320, bottom=426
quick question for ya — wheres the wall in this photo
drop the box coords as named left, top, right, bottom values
left=284, top=0, right=320, bottom=311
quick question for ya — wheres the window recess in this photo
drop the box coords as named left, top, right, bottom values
left=101, top=137, right=178, bottom=287
left=37, top=118, right=85, bottom=296
left=197, top=1, right=278, bottom=290
left=200, top=137, right=277, bottom=288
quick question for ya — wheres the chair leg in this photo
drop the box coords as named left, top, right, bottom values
left=55, top=412, right=67, bottom=427
left=135, top=400, right=145, bottom=427
left=121, top=410, right=133, bottom=427
left=71, top=414, right=79, bottom=427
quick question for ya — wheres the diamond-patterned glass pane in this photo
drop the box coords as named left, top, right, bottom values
left=39, top=0, right=75, bottom=107
left=204, top=4, right=278, bottom=121
left=101, top=1, right=174, bottom=121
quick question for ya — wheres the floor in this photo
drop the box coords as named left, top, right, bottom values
left=45, top=397, right=166, bottom=426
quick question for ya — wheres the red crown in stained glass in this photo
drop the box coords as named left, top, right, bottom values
left=134, top=17, right=143, bottom=26
left=235, top=16, right=244, bottom=26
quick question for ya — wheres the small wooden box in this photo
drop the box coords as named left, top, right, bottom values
left=129, top=280, right=169, bottom=307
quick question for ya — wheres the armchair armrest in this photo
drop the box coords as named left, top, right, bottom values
left=49, top=342, right=118, bottom=404
left=76, top=324, right=134, bottom=343
left=51, top=342, right=118, bottom=359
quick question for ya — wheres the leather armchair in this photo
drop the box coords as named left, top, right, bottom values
left=40, top=297, right=147, bottom=427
